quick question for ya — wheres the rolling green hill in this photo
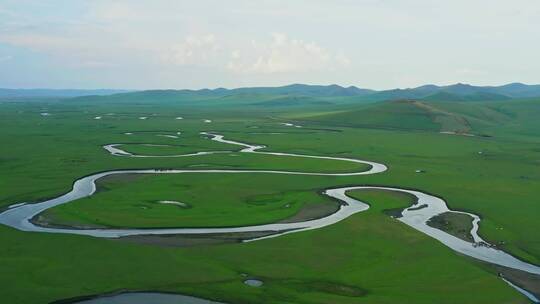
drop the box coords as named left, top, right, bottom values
left=61, top=82, right=540, bottom=107
left=421, top=91, right=510, bottom=102
left=292, top=98, right=540, bottom=139
left=294, top=100, right=470, bottom=132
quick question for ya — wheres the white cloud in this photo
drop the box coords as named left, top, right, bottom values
left=1, top=1, right=539, bottom=89
left=0, top=27, right=354, bottom=76
left=227, top=33, right=351, bottom=74
left=164, top=34, right=222, bottom=66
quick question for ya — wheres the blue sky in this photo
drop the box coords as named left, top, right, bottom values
left=0, top=0, right=539, bottom=89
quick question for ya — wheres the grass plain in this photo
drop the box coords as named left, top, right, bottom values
left=0, top=95, right=539, bottom=303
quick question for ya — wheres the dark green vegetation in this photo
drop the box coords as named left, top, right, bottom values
left=427, top=212, right=475, bottom=242
left=1, top=88, right=539, bottom=303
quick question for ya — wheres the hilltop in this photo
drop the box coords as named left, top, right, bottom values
left=4, top=83, right=540, bottom=102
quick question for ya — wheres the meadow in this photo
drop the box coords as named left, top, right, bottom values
left=0, top=94, right=539, bottom=303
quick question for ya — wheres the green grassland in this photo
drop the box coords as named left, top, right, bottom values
left=0, top=95, right=539, bottom=303
left=41, top=174, right=339, bottom=228
left=0, top=191, right=525, bottom=304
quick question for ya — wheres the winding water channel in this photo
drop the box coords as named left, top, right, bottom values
left=1, top=132, right=539, bottom=302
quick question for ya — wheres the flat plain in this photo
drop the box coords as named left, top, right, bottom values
left=1, top=92, right=539, bottom=303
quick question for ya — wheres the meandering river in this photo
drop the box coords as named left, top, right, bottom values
left=1, top=132, right=538, bottom=302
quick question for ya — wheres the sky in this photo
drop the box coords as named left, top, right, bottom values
left=0, top=0, right=539, bottom=90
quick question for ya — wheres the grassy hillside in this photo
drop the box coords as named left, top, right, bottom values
left=291, top=98, right=540, bottom=138
left=421, top=91, right=510, bottom=102
left=294, top=100, right=468, bottom=132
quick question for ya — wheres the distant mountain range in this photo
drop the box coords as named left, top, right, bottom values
left=369, top=83, right=540, bottom=101
left=221, top=83, right=375, bottom=97
left=2, top=83, right=540, bottom=102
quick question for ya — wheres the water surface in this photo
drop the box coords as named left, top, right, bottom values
left=71, top=292, right=224, bottom=304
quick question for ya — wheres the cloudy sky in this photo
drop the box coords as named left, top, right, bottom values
left=0, top=0, right=539, bottom=89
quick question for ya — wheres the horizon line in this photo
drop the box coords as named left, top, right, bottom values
left=1, top=81, right=540, bottom=92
